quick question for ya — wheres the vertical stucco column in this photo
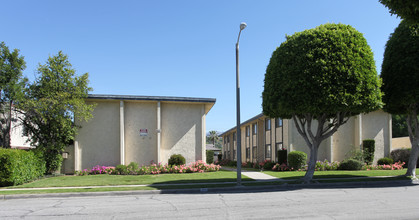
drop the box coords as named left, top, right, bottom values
left=157, top=101, right=161, bottom=163
left=74, top=140, right=80, bottom=171
left=120, top=101, right=125, bottom=165
left=288, top=119, right=293, bottom=152
left=202, top=105, right=206, bottom=162
left=387, top=113, right=392, bottom=156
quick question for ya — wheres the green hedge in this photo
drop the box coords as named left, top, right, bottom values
left=288, top=151, right=307, bottom=170
left=338, top=159, right=363, bottom=170
left=206, top=150, right=214, bottom=164
left=277, top=149, right=287, bottom=164
left=377, top=157, right=394, bottom=165
left=363, top=139, right=375, bottom=165
left=0, top=149, right=46, bottom=186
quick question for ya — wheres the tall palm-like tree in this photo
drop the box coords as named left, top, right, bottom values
left=208, top=130, right=219, bottom=148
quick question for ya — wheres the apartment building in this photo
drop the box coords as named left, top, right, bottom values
left=220, top=110, right=392, bottom=164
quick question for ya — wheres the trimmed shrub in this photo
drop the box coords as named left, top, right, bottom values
left=390, top=148, right=419, bottom=168
left=242, top=162, right=254, bottom=168
left=206, top=150, right=214, bottom=164
left=338, top=159, right=363, bottom=170
left=215, top=159, right=231, bottom=166
left=377, top=157, right=394, bottom=165
left=363, top=139, right=375, bottom=164
left=217, top=153, right=223, bottom=161
left=277, top=149, right=287, bottom=165
left=115, top=164, right=128, bottom=175
left=287, top=151, right=307, bottom=170
left=168, top=154, right=186, bottom=166
left=127, top=162, right=139, bottom=174
left=227, top=160, right=237, bottom=167
left=262, top=160, right=275, bottom=170
left=0, top=149, right=46, bottom=186
left=346, top=149, right=364, bottom=162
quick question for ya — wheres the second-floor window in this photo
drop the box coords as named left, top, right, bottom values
left=276, top=118, right=282, bottom=127
left=265, top=118, right=271, bottom=131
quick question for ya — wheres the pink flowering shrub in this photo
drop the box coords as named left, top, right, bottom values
left=272, top=163, right=291, bottom=171
left=362, top=161, right=405, bottom=170
left=76, top=161, right=221, bottom=176
left=91, top=165, right=115, bottom=174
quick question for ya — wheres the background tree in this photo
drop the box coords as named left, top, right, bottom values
left=20, top=51, right=95, bottom=173
left=207, top=130, right=221, bottom=149
left=392, top=114, right=409, bottom=138
left=0, top=42, right=26, bottom=148
left=263, top=23, right=382, bottom=182
left=379, top=0, right=419, bottom=23
left=381, top=20, right=419, bottom=177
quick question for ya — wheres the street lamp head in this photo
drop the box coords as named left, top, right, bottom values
left=240, top=22, right=247, bottom=30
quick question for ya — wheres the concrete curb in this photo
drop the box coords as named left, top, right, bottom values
left=2, top=178, right=418, bottom=200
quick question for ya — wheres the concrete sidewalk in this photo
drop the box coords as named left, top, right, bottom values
left=221, top=167, right=281, bottom=181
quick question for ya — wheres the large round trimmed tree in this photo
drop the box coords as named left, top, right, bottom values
left=263, top=23, right=382, bottom=182
left=381, top=20, right=419, bottom=178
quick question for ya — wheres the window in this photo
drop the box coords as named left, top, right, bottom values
left=252, top=123, right=257, bottom=135
left=246, top=147, right=250, bottom=160
left=265, top=144, right=272, bottom=159
left=233, top=132, right=236, bottom=142
left=246, top=126, right=250, bottom=137
left=275, top=118, right=283, bottom=128
left=265, top=118, right=271, bottom=130
left=252, top=146, right=257, bottom=159
left=233, top=150, right=236, bottom=160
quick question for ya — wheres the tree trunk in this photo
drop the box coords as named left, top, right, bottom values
left=405, top=138, right=418, bottom=178
left=302, top=141, right=320, bottom=182
left=405, top=110, right=418, bottom=179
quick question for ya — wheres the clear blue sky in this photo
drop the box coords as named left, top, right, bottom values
left=2, top=0, right=400, bottom=133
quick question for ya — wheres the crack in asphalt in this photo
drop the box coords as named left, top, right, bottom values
left=149, top=195, right=179, bottom=212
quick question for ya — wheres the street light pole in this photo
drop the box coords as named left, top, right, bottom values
left=236, top=22, right=246, bottom=186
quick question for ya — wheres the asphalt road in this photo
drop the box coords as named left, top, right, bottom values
left=1, top=183, right=419, bottom=219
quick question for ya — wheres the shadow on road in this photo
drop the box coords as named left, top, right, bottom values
left=148, top=175, right=418, bottom=195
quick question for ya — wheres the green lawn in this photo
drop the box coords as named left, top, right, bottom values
left=5, top=170, right=252, bottom=189
left=263, top=169, right=412, bottom=179
left=0, top=169, right=416, bottom=195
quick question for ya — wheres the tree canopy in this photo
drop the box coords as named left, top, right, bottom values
left=0, top=42, right=26, bottom=148
left=381, top=20, right=419, bottom=115
left=20, top=51, right=95, bottom=173
left=381, top=20, right=419, bottom=177
left=263, top=23, right=382, bottom=119
left=263, top=23, right=382, bottom=181
left=379, top=0, right=419, bottom=23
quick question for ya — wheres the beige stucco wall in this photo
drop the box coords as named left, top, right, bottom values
left=331, top=117, right=356, bottom=162
left=288, top=119, right=330, bottom=162
left=10, top=110, right=33, bottom=148
left=161, top=103, right=205, bottom=164
left=76, top=100, right=121, bottom=169
left=124, top=101, right=157, bottom=165
left=361, top=110, right=391, bottom=163
left=392, top=137, right=411, bottom=150
left=62, top=145, right=75, bottom=174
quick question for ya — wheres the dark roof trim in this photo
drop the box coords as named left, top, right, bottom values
left=219, top=113, right=265, bottom=136
left=87, top=94, right=216, bottom=103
